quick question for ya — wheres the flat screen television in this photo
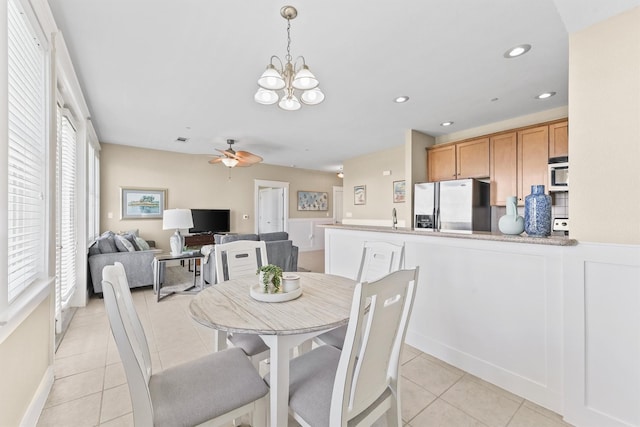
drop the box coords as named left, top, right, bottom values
left=189, top=209, right=230, bottom=234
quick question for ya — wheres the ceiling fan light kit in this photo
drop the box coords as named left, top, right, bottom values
left=255, top=5, right=324, bottom=111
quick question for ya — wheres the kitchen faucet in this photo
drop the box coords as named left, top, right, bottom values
left=392, top=208, right=397, bottom=229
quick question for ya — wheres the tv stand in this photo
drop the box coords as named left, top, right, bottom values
left=184, top=234, right=215, bottom=247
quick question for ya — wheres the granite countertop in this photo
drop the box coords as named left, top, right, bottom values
left=320, top=224, right=578, bottom=246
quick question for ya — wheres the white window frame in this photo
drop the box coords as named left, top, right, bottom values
left=1, top=0, right=53, bottom=340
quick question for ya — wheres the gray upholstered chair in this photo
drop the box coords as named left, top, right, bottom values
left=266, top=268, right=419, bottom=427
left=102, top=262, right=268, bottom=427
left=316, top=241, right=405, bottom=349
left=214, top=240, right=271, bottom=368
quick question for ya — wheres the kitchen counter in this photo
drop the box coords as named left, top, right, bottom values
left=322, top=224, right=570, bottom=413
left=320, top=224, right=577, bottom=246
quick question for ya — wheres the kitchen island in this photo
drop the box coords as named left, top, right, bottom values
left=322, top=224, right=573, bottom=413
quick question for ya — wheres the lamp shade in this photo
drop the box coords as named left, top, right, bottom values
left=292, top=66, right=319, bottom=90
left=254, top=88, right=279, bottom=105
left=258, top=65, right=286, bottom=90
left=301, top=87, right=325, bottom=105
left=278, top=94, right=301, bottom=111
left=221, top=157, right=239, bottom=167
left=162, top=209, right=194, bottom=230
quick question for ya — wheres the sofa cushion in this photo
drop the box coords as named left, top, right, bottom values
left=97, top=235, right=118, bottom=254
left=123, top=233, right=141, bottom=250
left=115, top=234, right=136, bottom=252
left=259, top=232, right=289, bottom=242
left=135, top=236, right=150, bottom=251
left=216, top=234, right=259, bottom=244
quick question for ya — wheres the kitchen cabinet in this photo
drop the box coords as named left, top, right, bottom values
left=518, top=125, right=549, bottom=203
left=427, top=144, right=456, bottom=181
left=490, top=126, right=550, bottom=206
left=548, top=121, right=568, bottom=158
left=490, top=132, right=517, bottom=206
left=427, top=138, right=489, bottom=182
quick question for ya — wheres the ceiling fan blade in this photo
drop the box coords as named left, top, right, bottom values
left=235, top=151, right=263, bottom=164
left=208, top=157, right=223, bottom=164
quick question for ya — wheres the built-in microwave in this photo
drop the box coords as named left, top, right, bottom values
left=548, top=157, right=568, bottom=191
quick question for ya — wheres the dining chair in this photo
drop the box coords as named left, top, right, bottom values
left=266, top=268, right=419, bottom=427
left=315, top=241, right=405, bottom=349
left=102, top=262, right=269, bottom=427
left=214, top=240, right=271, bottom=368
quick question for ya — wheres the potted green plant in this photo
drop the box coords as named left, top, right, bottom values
left=257, top=264, right=283, bottom=293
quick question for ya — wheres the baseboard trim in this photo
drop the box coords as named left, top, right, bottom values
left=20, top=365, right=54, bottom=427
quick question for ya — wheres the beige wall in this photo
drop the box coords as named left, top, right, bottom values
left=100, top=143, right=341, bottom=250
left=0, top=298, right=52, bottom=426
left=342, top=145, right=406, bottom=224
left=406, top=130, right=435, bottom=227
left=568, top=7, right=640, bottom=244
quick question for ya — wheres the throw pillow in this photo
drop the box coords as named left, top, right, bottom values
left=115, top=234, right=135, bottom=252
left=97, top=235, right=118, bottom=254
left=123, top=233, right=140, bottom=251
left=135, top=236, right=150, bottom=251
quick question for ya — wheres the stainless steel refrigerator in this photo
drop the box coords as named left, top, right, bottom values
left=414, top=178, right=490, bottom=232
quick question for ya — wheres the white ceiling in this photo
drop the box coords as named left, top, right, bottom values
left=47, top=0, right=639, bottom=172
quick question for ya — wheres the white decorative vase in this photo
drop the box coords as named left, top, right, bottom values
left=498, top=196, right=525, bottom=235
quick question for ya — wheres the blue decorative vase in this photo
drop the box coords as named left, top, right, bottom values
left=524, top=185, right=551, bottom=237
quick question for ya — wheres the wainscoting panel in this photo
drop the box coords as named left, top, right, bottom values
left=288, top=218, right=333, bottom=252
left=564, top=243, right=640, bottom=427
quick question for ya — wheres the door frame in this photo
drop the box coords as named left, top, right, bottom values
left=254, top=179, right=289, bottom=233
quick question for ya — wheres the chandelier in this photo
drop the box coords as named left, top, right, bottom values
left=254, top=6, right=325, bottom=111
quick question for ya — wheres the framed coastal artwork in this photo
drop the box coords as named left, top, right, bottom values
left=297, top=191, right=328, bottom=211
left=120, top=187, right=167, bottom=219
left=393, top=180, right=406, bottom=203
left=354, top=185, right=366, bottom=205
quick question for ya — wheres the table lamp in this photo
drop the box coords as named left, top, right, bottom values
left=162, top=209, right=193, bottom=255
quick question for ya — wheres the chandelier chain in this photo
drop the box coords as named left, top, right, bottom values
left=285, top=19, right=292, bottom=63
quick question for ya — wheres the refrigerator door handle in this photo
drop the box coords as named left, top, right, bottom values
left=435, top=206, right=441, bottom=231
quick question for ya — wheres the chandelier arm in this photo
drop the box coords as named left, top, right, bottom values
left=270, top=55, right=284, bottom=73
left=294, top=56, right=306, bottom=72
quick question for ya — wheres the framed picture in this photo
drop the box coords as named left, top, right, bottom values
left=354, top=185, right=366, bottom=205
left=120, top=187, right=167, bottom=219
left=393, top=180, right=406, bottom=203
left=297, top=191, right=328, bottom=211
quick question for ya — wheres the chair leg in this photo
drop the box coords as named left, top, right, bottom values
left=251, top=394, right=268, bottom=427
left=385, top=394, right=402, bottom=427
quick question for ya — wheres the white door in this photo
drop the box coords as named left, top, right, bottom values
left=333, top=186, right=343, bottom=224
left=259, top=187, right=284, bottom=233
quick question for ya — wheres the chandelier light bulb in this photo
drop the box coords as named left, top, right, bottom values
left=258, top=65, right=286, bottom=90
left=301, top=87, right=325, bottom=105
left=254, top=88, right=279, bottom=105
left=292, top=66, right=319, bottom=90
left=278, top=94, right=301, bottom=111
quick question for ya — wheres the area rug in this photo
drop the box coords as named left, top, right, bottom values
left=160, top=265, right=201, bottom=293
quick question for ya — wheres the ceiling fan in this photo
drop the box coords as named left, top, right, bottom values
left=208, top=139, right=263, bottom=168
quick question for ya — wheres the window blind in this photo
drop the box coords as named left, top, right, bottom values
left=7, top=0, right=47, bottom=302
left=55, top=109, right=77, bottom=318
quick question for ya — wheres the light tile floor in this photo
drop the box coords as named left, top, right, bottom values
left=38, top=286, right=574, bottom=427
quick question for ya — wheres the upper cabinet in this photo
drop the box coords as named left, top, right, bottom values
left=548, top=121, right=568, bottom=158
left=490, top=132, right=517, bottom=206
left=427, top=137, right=489, bottom=182
left=427, top=144, right=456, bottom=181
left=517, top=125, right=549, bottom=204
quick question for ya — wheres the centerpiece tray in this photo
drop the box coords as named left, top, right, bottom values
left=250, top=284, right=302, bottom=302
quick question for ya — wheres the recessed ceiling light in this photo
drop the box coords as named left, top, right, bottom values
left=175, top=137, right=189, bottom=143
left=491, top=97, right=499, bottom=102
left=394, top=96, right=410, bottom=103
left=504, top=44, right=531, bottom=58
left=440, top=121, right=454, bottom=127
left=536, top=92, right=556, bottom=99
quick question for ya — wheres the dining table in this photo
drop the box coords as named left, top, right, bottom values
left=189, top=272, right=357, bottom=427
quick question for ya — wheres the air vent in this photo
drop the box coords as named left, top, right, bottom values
left=176, top=137, right=189, bottom=143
